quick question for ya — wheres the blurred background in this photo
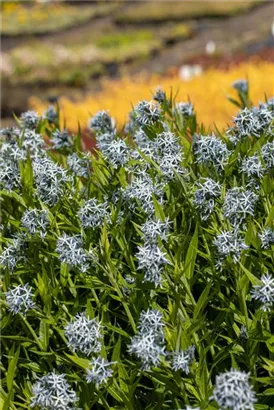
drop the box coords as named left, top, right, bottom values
left=1, top=0, right=274, bottom=136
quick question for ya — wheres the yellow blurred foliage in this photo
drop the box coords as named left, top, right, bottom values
left=30, top=61, right=274, bottom=132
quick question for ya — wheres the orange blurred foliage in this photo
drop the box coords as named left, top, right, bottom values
left=30, top=61, right=274, bottom=133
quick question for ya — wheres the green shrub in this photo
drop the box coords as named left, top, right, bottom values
left=0, top=84, right=274, bottom=410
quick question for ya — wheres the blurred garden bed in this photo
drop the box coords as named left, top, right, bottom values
left=2, top=23, right=193, bottom=87
left=1, top=1, right=119, bottom=36
left=1, top=0, right=273, bottom=124
left=115, top=0, right=260, bottom=24
left=1, top=0, right=260, bottom=38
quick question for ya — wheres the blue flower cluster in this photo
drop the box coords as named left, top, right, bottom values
left=1, top=87, right=273, bottom=409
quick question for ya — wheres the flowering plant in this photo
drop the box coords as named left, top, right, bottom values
left=0, top=84, right=273, bottom=410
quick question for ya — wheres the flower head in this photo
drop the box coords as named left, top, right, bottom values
left=43, top=105, right=58, bottom=123
left=56, top=234, right=90, bottom=272
left=134, top=100, right=162, bottom=127
left=5, top=283, right=35, bottom=315
left=51, top=130, right=73, bottom=150
left=96, top=132, right=116, bottom=151
left=133, top=129, right=155, bottom=151
left=193, top=134, right=230, bottom=170
left=89, top=110, right=115, bottom=135
left=232, top=79, right=248, bottom=94
left=0, top=157, right=21, bottom=191
left=136, top=243, right=169, bottom=286
left=212, top=369, right=256, bottom=410
left=128, top=309, right=165, bottom=370
left=175, top=102, right=195, bottom=117
left=1, top=139, right=26, bottom=161
left=155, top=131, right=181, bottom=156
left=223, top=187, right=258, bottom=225
left=251, top=273, right=274, bottom=311
left=128, top=331, right=165, bottom=370
left=67, top=153, right=90, bottom=178
left=138, top=309, right=165, bottom=333
left=122, top=175, right=165, bottom=215
left=140, top=218, right=170, bottom=243
left=261, top=141, right=274, bottom=169
left=20, top=110, right=40, bottom=129
left=78, top=198, right=110, bottom=229
left=0, top=129, right=44, bottom=161
left=130, top=131, right=157, bottom=171
left=86, top=357, right=114, bottom=386
left=214, top=230, right=248, bottom=265
left=259, top=227, right=274, bottom=249
left=22, top=130, right=45, bottom=158
left=100, top=139, right=130, bottom=168
left=0, top=237, right=27, bottom=272
left=0, top=127, right=20, bottom=141
left=240, top=154, right=263, bottom=178
left=193, top=178, right=221, bottom=220
left=33, top=157, right=72, bottom=206
left=153, top=87, right=166, bottom=103
left=230, top=106, right=273, bottom=142
left=158, top=153, right=187, bottom=180
left=65, top=312, right=102, bottom=356
left=30, top=372, right=78, bottom=410
left=171, top=346, right=195, bottom=374
left=21, top=209, right=49, bottom=237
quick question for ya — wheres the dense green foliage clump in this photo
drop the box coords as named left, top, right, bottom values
left=0, top=86, right=274, bottom=410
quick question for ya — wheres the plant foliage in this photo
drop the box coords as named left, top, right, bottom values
left=0, top=85, right=274, bottom=410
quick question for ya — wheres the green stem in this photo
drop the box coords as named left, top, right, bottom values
left=108, top=270, right=137, bottom=333
left=20, top=314, right=44, bottom=351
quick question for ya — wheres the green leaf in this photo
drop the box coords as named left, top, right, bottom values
left=239, top=263, right=261, bottom=286
left=111, top=336, right=121, bottom=361
left=39, top=320, right=49, bottom=351
left=193, top=283, right=211, bottom=320
left=104, top=323, right=130, bottom=339
left=152, top=195, right=165, bottom=220
left=266, top=204, right=274, bottom=225
left=1, top=191, right=26, bottom=207
left=60, top=263, right=69, bottom=287
left=185, top=224, right=198, bottom=280
left=107, top=384, right=124, bottom=403
left=7, top=345, right=20, bottom=391
left=1, top=388, right=14, bottom=410
left=101, top=224, right=110, bottom=258
left=118, top=363, right=129, bottom=395
left=64, top=353, right=90, bottom=370
left=74, top=122, right=82, bottom=151
left=261, top=357, right=274, bottom=372
left=226, top=95, right=242, bottom=108
left=263, top=388, right=274, bottom=395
